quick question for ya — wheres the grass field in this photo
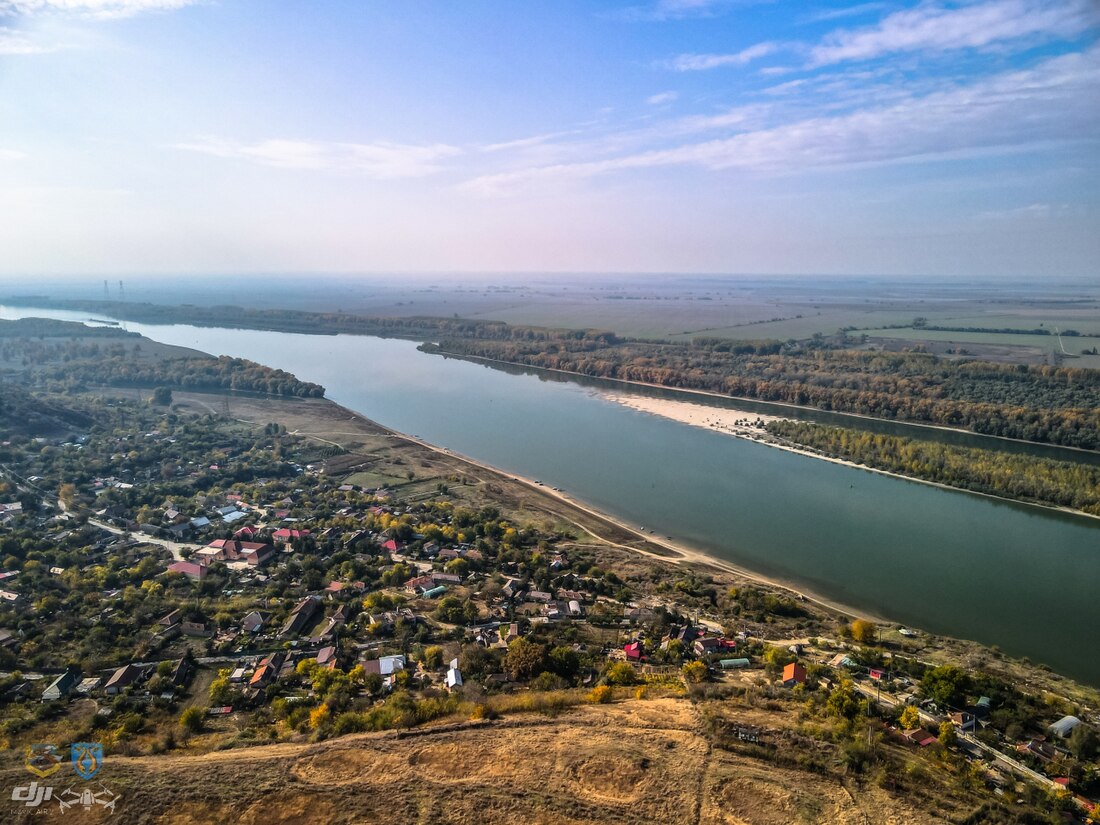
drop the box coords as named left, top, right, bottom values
left=857, top=327, right=1100, bottom=368
left=0, top=696, right=977, bottom=824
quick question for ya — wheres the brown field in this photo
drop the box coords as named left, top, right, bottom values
left=1, top=698, right=959, bottom=825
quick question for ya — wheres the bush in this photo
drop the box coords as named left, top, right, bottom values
left=588, top=685, right=613, bottom=704
left=178, top=706, right=204, bottom=734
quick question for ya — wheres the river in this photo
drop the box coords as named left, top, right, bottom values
left=4, top=305, right=1099, bottom=686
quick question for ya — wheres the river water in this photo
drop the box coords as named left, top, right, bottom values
left=3, top=305, right=1099, bottom=686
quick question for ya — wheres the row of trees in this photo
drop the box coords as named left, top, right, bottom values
left=765, top=420, right=1100, bottom=515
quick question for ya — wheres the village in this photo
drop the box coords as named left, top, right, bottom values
left=0, top=393, right=1098, bottom=823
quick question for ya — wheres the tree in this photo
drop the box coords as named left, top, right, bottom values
left=920, top=665, right=968, bottom=710
left=850, top=619, right=877, bottom=645
left=938, top=720, right=957, bottom=748
left=899, top=705, right=921, bottom=730
left=58, top=483, right=77, bottom=511
left=422, top=646, right=444, bottom=670
left=826, top=680, right=861, bottom=720
left=179, top=706, right=204, bottom=734
left=152, top=387, right=173, bottom=406
left=503, top=638, right=546, bottom=681
left=1068, top=724, right=1099, bottom=760
left=682, top=661, right=708, bottom=683
left=605, top=661, right=638, bottom=686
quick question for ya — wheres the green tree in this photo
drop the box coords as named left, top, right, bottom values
left=152, top=387, right=173, bottom=406
left=605, top=661, right=638, bottom=686
left=503, top=638, right=547, bottom=681
left=179, top=706, right=204, bottom=734
left=1068, top=724, right=1099, bottom=760
left=920, top=665, right=968, bottom=709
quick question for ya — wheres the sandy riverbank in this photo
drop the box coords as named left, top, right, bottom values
left=601, top=391, right=1100, bottom=523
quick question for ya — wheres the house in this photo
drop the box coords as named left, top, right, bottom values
left=446, top=658, right=463, bottom=689
left=404, top=575, right=434, bottom=594
left=829, top=653, right=858, bottom=669
left=158, top=609, right=182, bottom=628
left=781, top=663, right=807, bottom=687
left=273, top=528, right=310, bottom=544
left=198, top=539, right=275, bottom=567
left=1017, top=739, right=1060, bottom=763
left=903, top=728, right=938, bottom=747
left=181, top=621, right=212, bottom=637
left=361, top=654, right=406, bottom=683
left=1049, top=716, right=1082, bottom=739
left=694, top=637, right=723, bottom=657
left=950, top=711, right=977, bottom=732
left=42, top=668, right=81, bottom=702
left=624, top=641, right=644, bottom=661
left=104, top=663, right=144, bottom=695
left=167, top=561, right=206, bottom=581
left=241, top=610, right=269, bottom=634
left=431, top=572, right=462, bottom=585
left=190, top=516, right=211, bottom=530
left=234, top=525, right=259, bottom=539
left=250, top=651, right=285, bottom=689
left=279, top=595, right=322, bottom=640
left=381, top=538, right=402, bottom=553
left=316, top=646, right=338, bottom=669
left=170, top=657, right=192, bottom=687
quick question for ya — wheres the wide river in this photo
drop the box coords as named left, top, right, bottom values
left=4, top=305, right=1100, bottom=686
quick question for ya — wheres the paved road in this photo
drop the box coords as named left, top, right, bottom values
left=87, top=517, right=200, bottom=562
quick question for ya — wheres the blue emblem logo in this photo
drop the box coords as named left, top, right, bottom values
left=71, top=742, right=104, bottom=780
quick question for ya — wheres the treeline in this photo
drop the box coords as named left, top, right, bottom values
left=2, top=299, right=622, bottom=345
left=37, top=355, right=325, bottom=398
left=0, top=317, right=137, bottom=338
left=432, top=337, right=1100, bottom=449
left=764, top=420, right=1100, bottom=516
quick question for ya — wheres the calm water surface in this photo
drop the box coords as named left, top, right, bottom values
left=4, top=306, right=1099, bottom=686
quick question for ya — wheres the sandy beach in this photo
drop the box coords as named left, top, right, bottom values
left=602, top=393, right=787, bottom=438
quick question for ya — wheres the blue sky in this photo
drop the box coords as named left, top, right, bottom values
left=0, top=0, right=1097, bottom=277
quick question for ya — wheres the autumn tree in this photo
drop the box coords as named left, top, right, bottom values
left=850, top=619, right=877, bottom=645
left=899, top=705, right=921, bottom=730
left=682, top=661, right=708, bottom=683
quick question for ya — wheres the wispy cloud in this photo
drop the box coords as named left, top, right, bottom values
left=975, top=202, right=1070, bottom=220
left=0, top=0, right=198, bottom=19
left=0, top=148, right=28, bottom=160
left=798, top=2, right=891, bottom=25
left=809, top=0, right=1100, bottom=66
left=464, top=46, right=1100, bottom=193
left=665, top=42, right=779, bottom=71
left=172, top=138, right=462, bottom=178
left=646, top=91, right=678, bottom=105
left=616, top=0, right=743, bottom=22
left=0, top=24, right=59, bottom=52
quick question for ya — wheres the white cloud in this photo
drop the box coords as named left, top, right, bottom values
left=464, top=46, right=1100, bottom=193
left=798, top=2, right=891, bottom=25
left=665, top=42, right=779, bottom=71
left=0, top=0, right=197, bottom=18
left=809, top=0, right=1100, bottom=66
left=0, top=148, right=28, bottom=160
left=172, top=138, right=462, bottom=179
left=646, top=91, right=678, bottom=105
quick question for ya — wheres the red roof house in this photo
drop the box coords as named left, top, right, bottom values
left=781, top=662, right=807, bottom=687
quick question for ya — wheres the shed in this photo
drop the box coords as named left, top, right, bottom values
left=720, top=658, right=751, bottom=669
left=1049, top=715, right=1082, bottom=739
